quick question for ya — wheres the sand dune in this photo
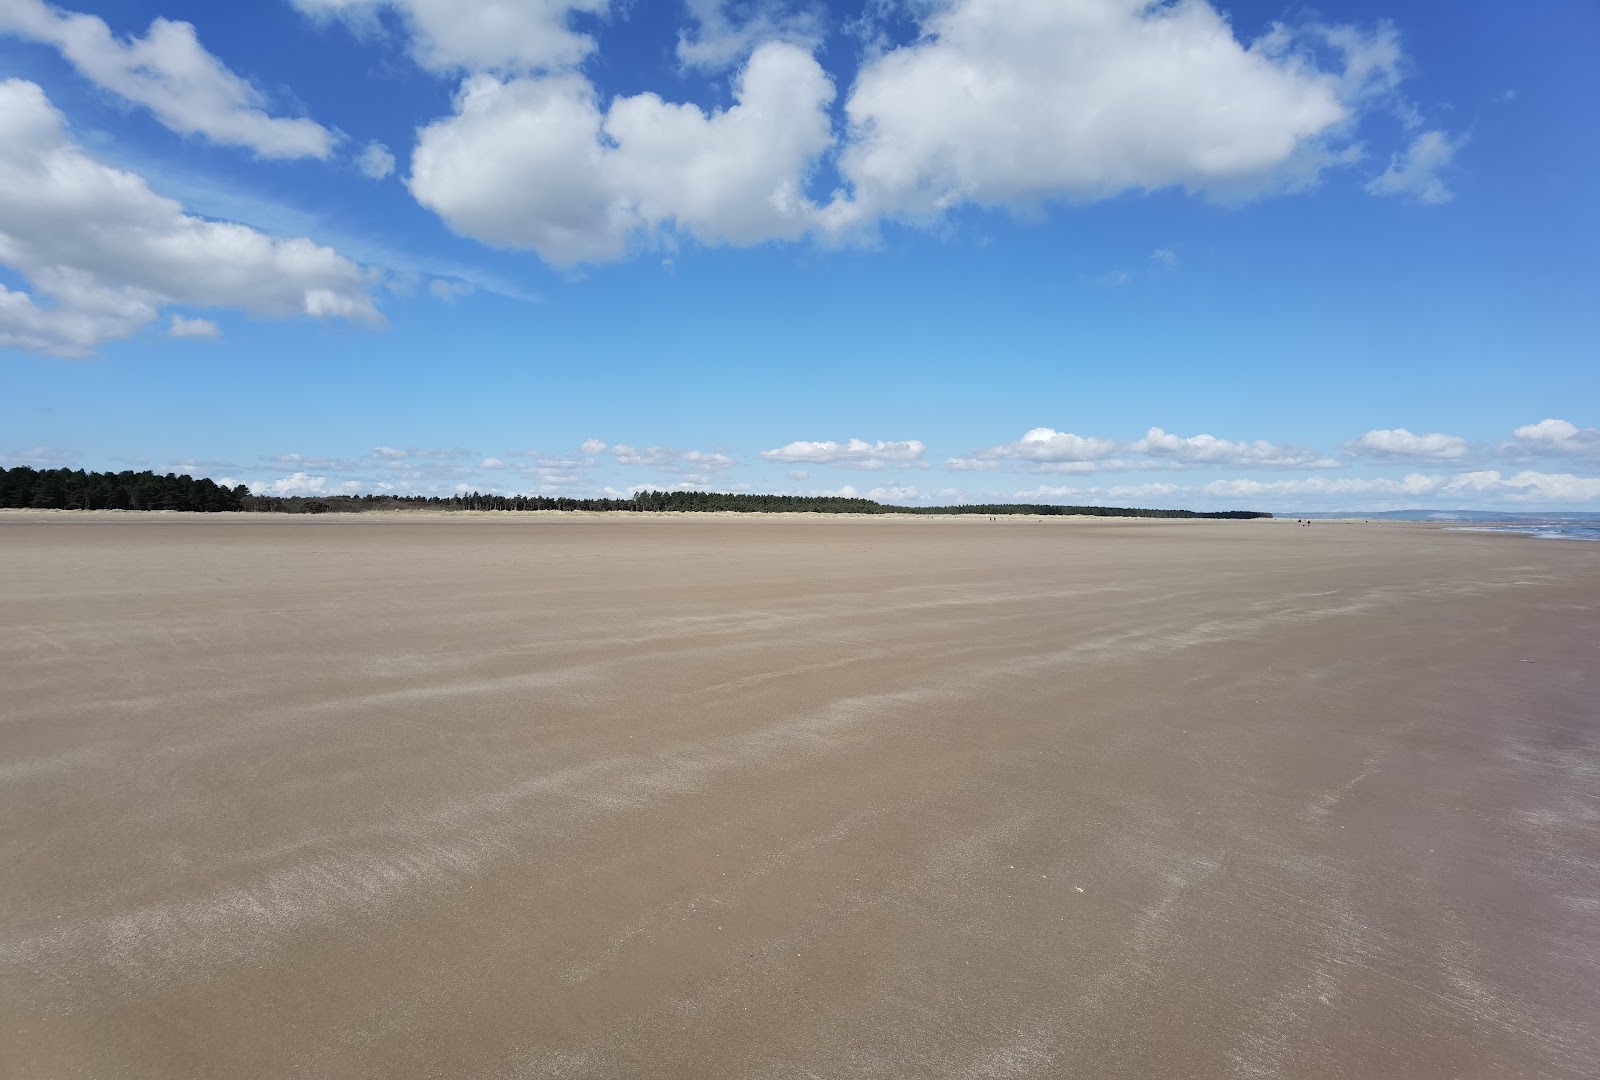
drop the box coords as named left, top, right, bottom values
left=3, top=513, right=1597, bottom=1078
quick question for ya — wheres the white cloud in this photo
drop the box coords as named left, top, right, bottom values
left=1128, top=427, right=1328, bottom=467
left=427, top=278, right=473, bottom=301
left=866, top=483, right=920, bottom=502
left=952, top=427, right=1118, bottom=468
left=952, top=425, right=1325, bottom=471
left=170, top=457, right=237, bottom=474
left=1439, top=469, right=1600, bottom=503
left=1366, top=129, right=1465, bottom=205
left=358, top=140, right=397, bottom=179
left=1014, top=482, right=1184, bottom=501
left=786, top=469, right=809, bottom=479
left=584, top=442, right=736, bottom=470
left=1199, top=469, right=1600, bottom=505
left=820, top=1, right=1397, bottom=232
left=244, top=445, right=488, bottom=496
left=409, top=41, right=835, bottom=265
left=1204, top=473, right=1444, bottom=499
left=1150, top=249, right=1179, bottom=268
left=761, top=437, right=926, bottom=469
left=0, top=1, right=335, bottom=158
left=285, top=0, right=1437, bottom=268
left=912, top=466, right=1600, bottom=509
left=1, top=444, right=78, bottom=467
left=0, top=79, right=379, bottom=358
left=167, top=315, right=219, bottom=339
left=967, top=458, right=1155, bottom=475
left=492, top=448, right=596, bottom=492
left=609, top=444, right=678, bottom=467
left=677, top=0, right=823, bottom=72
left=315, top=0, right=1433, bottom=266
left=370, top=446, right=470, bottom=461
left=1511, top=418, right=1600, bottom=457
left=1346, top=427, right=1468, bottom=460
left=253, top=471, right=329, bottom=496
left=268, top=453, right=363, bottom=470
left=293, top=0, right=608, bottom=75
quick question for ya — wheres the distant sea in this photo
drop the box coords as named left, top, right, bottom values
left=1446, top=524, right=1600, bottom=542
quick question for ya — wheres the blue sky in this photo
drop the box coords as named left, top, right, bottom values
left=1, top=0, right=1596, bottom=511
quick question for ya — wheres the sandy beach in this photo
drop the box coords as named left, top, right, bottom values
left=2, top=512, right=1596, bottom=1079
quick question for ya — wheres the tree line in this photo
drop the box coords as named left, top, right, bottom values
left=1, top=467, right=248, bottom=512
left=0, top=468, right=1271, bottom=519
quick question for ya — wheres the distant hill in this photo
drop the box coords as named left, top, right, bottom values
left=1292, top=509, right=1600, bottom=523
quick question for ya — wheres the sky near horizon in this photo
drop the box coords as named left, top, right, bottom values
left=0, top=0, right=1596, bottom=512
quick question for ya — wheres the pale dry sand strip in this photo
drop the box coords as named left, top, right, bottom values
left=2, top=513, right=1597, bottom=1079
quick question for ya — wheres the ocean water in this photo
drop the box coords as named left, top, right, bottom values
left=1446, top=525, right=1600, bottom=542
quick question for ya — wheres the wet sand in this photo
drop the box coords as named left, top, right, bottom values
left=3, top=512, right=1597, bottom=1079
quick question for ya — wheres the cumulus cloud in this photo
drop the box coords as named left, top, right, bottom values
left=609, top=444, right=679, bottom=467
left=496, top=448, right=596, bottom=491
left=819, top=1, right=1399, bottom=232
left=293, top=0, right=607, bottom=75
left=301, top=0, right=819, bottom=82
left=409, top=41, right=835, bottom=264
left=167, top=315, right=219, bottom=339
left=678, top=0, right=822, bottom=72
left=0, top=79, right=379, bottom=358
left=0, top=1, right=335, bottom=158
left=1203, top=470, right=1600, bottom=504
left=1204, top=473, right=1444, bottom=499
left=1015, top=482, right=1184, bottom=501
left=1345, top=427, right=1468, bottom=460
left=1128, top=427, right=1329, bottom=467
left=951, top=425, right=1327, bottom=472
left=1366, top=129, right=1465, bottom=205
left=244, top=445, right=495, bottom=497
left=582, top=441, right=736, bottom=470
left=951, top=427, right=1119, bottom=469
left=323, top=0, right=1426, bottom=265
left=1150, top=249, right=1179, bottom=268
left=358, top=140, right=397, bottom=179
left=1008, top=468, right=1600, bottom=508
left=761, top=437, right=926, bottom=469
left=1439, top=470, right=1600, bottom=503
left=1510, top=418, right=1600, bottom=458
left=253, top=471, right=330, bottom=496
